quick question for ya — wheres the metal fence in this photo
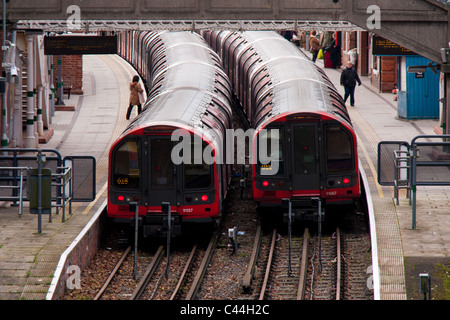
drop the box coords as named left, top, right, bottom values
left=378, top=135, right=450, bottom=229
left=0, top=148, right=96, bottom=232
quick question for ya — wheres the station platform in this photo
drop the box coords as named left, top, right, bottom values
left=0, top=50, right=448, bottom=300
left=0, top=54, right=137, bottom=299
left=311, top=54, right=450, bottom=300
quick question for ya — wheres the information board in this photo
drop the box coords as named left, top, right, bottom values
left=372, top=36, right=416, bottom=56
left=44, top=35, right=117, bottom=55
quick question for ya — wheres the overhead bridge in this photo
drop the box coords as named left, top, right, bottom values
left=5, top=0, right=450, bottom=63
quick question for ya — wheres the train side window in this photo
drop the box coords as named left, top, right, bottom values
left=326, top=126, right=354, bottom=173
left=113, top=140, right=141, bottom=189
left=184, top=141, right=213, bottom=189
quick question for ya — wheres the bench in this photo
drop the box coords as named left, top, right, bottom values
left=63, top=84, right=72, bottom=99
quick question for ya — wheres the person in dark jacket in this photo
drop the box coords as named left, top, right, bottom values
left=340, top=61, right=361, bottom=106
left=127, top=75, right=144, bottom=120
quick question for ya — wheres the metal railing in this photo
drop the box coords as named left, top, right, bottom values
left=393, top=149, right=411, bottom=205
left=0, top=166, right=28, bottom=216
left=0, top=148, right=96, bottom=233
left=409, top=135, right=450, bottom=229
left=51, top=166, right=72, bottom=223
left=378, top=135, right=450, bottom=229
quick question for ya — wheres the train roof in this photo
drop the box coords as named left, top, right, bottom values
left=240, top=31, right=351, bottom=128
left=120, top=32, right=232, bottom=144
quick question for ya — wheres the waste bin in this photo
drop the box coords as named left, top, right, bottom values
left=29, top=168, right=52, bottom=214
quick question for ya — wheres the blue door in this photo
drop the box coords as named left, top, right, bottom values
left=398, top=56, right=440, bottom=119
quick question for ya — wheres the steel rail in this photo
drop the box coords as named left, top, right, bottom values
left=258, top=229, right=277, bottom=300
left=297, top=228, right=309, bottom=300
left=130, top=245, right=164, bottom=300
left=169, top=244, right=198, bottom=300
left=94, top=245, right=132, bottom=300
left=336, top=227, right=342, bottom=300
left=241, top=221, right=262, bottom=291
left=185, top=230, right=219, bottom=300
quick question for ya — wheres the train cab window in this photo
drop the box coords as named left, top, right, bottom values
left=151, top=139, right=174, bottom=190
left=258, top=128, right=284, bottom=176
left=113, top=140, right=141, bottom=189
left=184, top=141, right=213, bottom=189
left=326, top=126, right=354, bottom=173
left=293, top=126, right=317, bottom=174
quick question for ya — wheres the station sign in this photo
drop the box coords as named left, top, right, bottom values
left=372, top=36, right=416, bottom=56
left=44, top=35, right=117, bottom=55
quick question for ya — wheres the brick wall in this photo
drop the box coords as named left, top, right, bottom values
left=52, top=55, right=83, bottom=95
left=380, top=56, right=397, bottom=92
left=49, top=209, right=106, bottom=299
left=358, top=31, right=369, bottom=76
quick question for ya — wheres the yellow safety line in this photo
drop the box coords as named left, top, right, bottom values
left=82, top=182, right=107, bottom=215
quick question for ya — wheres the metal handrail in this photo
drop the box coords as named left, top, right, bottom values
left=393, top=150, right=411, bottom=205
left=51, top=166, right=72, bottom=222
left=0, top=166, right=28, bottom=216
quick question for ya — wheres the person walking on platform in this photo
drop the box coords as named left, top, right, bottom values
left=127, top=75, right=144, bottom=120
left=340, top=61, right=361, bottom=106
left=309, top=31, right=321, bottom=63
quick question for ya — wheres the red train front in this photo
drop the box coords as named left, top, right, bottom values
left=108, top=125, right=225, bottom=236
left=252, top=112, right=360, bottom=219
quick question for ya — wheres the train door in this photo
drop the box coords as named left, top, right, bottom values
left=147, top=137, right=177, bottom=206
left=290, top=123, right=320, bottom=192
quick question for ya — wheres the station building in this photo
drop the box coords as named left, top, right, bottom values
left=0, top=29, right=84, bottom=148
left=337, top=31, right=442, bottom=128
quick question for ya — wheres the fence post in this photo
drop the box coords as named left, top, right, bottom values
left=410, top=144, right=417, bottom=230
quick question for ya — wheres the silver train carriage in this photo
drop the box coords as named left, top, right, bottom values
left=203, top=30, right=360, bottom=220
left=110, top=31, right=233, bottom=236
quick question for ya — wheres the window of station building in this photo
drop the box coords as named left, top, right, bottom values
left=113, top=140, right=141, bottom=189
left=325, top=126, right=354, bottom=173
left=258, top=128, right=284, bottom=176
left=184, top=140, right=213, bottom=189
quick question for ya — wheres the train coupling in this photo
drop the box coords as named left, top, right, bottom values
left=143, top=213, right=182, bottom=237
left=282, top=197, right=325, bottom=222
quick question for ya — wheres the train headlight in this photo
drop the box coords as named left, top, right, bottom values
left=118, top=195, right=125, bottom=201
left=343, top=178, right=350, bottom=184
left=262, top=181, right=269, bottom=187
left=201, top=195, right=208, bottom=201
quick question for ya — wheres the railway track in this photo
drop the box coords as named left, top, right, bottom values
left=94, top=245, right=132, bottom=300
left=92, top=230, right=219, bottom=300
left=307, top=229, right=340, bottom=300
left=247, top=226, right=347, bottom=300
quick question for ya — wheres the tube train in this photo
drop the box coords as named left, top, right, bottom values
left=109, top=31, right=233, bottom=236
left=203, top=30, right=360, bottom=220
